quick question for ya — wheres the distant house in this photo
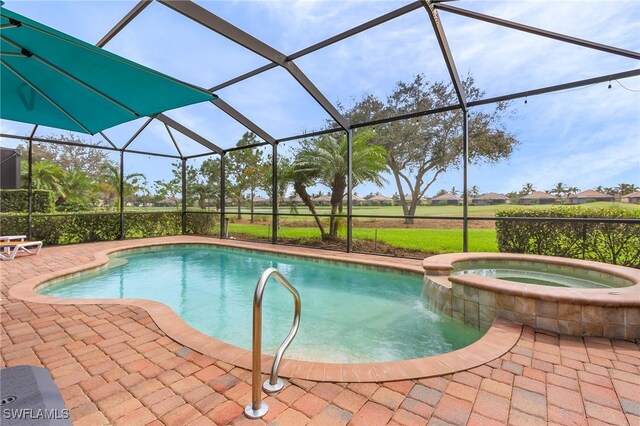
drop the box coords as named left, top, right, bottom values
left=473, top=192, right=510, bottom=206
left=569, top=189, right=614, bottom=204
left=201, top=198, right=219, bottom=208
left=518, top=191, right=557, bottom=205
left=154, top=198, right=177, bottom=207
left=403, top=196, right=426, bottom=206
left=621, top=191, right=640, bottom=203
left=342, top=194, right=365, bottom=205
left=252, top=196, right=269, bottom=206
left=367, top=194, right=393, bottom=206
left=287, top=194, right=303, bottom=205
left=431, top=193, right=460, bottom=206
left=313, top=195, right=331, bottom=206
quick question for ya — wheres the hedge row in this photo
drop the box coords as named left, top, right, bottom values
left=495, top=207, right=640, bottom=267
left=185, top=212, right=220, bottom=236
left=124, top=212, right=181, bottom=239
left=0, top=189, right=55, bottom=213
left=0, top=212, right=182, bottom=245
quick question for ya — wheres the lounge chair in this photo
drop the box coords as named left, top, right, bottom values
left=0, top=235, right=26, bottom=253
left=0, top=240, right=43, bottom=261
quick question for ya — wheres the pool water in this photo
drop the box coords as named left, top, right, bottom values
left=454, top=267, right=621, bottom=289
left=40, top=245, right=483, bottom=363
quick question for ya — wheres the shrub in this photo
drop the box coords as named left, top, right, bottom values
left=57, top=198, right=92, bottom=212
left=496, top=207, right=640, bottom=267
left=124, top=212, right=181, bottom=238
left=0, top=213, right=29, bottom=236
left=31, top=213, right=121, bottom=244
left=186, top=212, right=220, bottom=236
left=0, top=212, right=183, bottom=244
left=0, top=189, right=55, bottom=213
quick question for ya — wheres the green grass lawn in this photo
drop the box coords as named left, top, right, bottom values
left=228, top=201, right=640, bottom=221
left=37, top=202, right=635, bottom=256
left=353, top=227, right=498, bottom=253
left=227, top=222, right=498, bottom=254
left=104, top=202, right=639, bottom=218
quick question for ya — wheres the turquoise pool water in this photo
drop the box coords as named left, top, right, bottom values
left=40, top=245, right=484, bottom=363
left=452, top=260, right=628, bottom=289
left=455, top=269, right=610, bottom=288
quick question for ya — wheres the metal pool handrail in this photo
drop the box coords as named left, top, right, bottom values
left=244, top=267, right=301, bottom=419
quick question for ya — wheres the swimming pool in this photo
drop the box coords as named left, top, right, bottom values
left=39, top=245, right=483, bottom=363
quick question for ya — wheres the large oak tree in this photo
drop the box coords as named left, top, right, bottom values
left=344, top=74, right=518, bottom=223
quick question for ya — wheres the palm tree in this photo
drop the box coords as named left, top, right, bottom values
left=469, top=186, right=480, bottom=198
left=549, top=182, right=568, bottom=198
left=30, top=160, right=66, bottom=200
left=616, top=183, right=639, bottom=195
left=58, top=169, right=98, bottom=209
left=520, top=182, right=535, bottom=196
left=292, top=129, right=388, bottom=240
left=566, top=186, right=580, bottom=196
left=99, top=164, right=146, bottom=210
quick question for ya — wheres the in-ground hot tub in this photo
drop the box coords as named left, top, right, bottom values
left=452, top=259, right=632, bottom=289
left=422, top=253, right=640, bottom=340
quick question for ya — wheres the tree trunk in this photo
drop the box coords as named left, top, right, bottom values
left=391, top=169, right=413, bottom=224
left=408, top=199, right=419, bottom=219
left=294, top=181, right=326, bottom=238
left=328, top=202, right=340, bottom=239
left=236, top=197, right=242, bottom=220
left=250, top=189, right=255, bottom=223
left=328, top=178, right=347, bottom=239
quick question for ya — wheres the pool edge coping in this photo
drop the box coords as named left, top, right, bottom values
left=8, top=236, right=522, bottom=382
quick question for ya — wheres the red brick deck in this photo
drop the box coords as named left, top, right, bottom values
left=2, top=237, right=639, bottom=425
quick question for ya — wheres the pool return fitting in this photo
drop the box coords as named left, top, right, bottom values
left=244, top=268, right=301, bottom=419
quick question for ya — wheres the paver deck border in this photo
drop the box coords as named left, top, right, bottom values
left=8, top=236, right=522, bottom=382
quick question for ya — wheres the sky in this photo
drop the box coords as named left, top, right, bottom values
left=1, top=0, right=639, bottom=198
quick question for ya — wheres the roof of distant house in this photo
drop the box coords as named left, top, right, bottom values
left=432, top=193, right=460, bottom=200
left=368, top=194, right=392, bottom=201
left=569, top=189, right=611, bottom=198
left=476, top=192, right=509, bottom=200
left=313, top=195, right=331, bottom=202
left=623, top=191, right=640, bottom=198
left=519, top=191, right=557, bottom=199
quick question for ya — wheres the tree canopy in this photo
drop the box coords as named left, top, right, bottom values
left=343, top=74, right=519, bottom=222
left=291, top=129, right=387, bottom=239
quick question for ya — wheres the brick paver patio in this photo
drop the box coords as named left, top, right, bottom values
left=1, top=237, right=639, bottom=425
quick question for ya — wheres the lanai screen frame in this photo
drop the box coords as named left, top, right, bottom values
left=2, top=0, right=639, bottom=254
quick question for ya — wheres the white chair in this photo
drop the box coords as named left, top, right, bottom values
left=0, top=240, right=43, bottom=261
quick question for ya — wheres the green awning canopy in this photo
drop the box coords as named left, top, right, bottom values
left=0, top=6, right=217, bottom=135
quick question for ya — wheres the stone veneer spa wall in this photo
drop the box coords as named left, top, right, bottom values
left=422, top=253, right=640, bottom=340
